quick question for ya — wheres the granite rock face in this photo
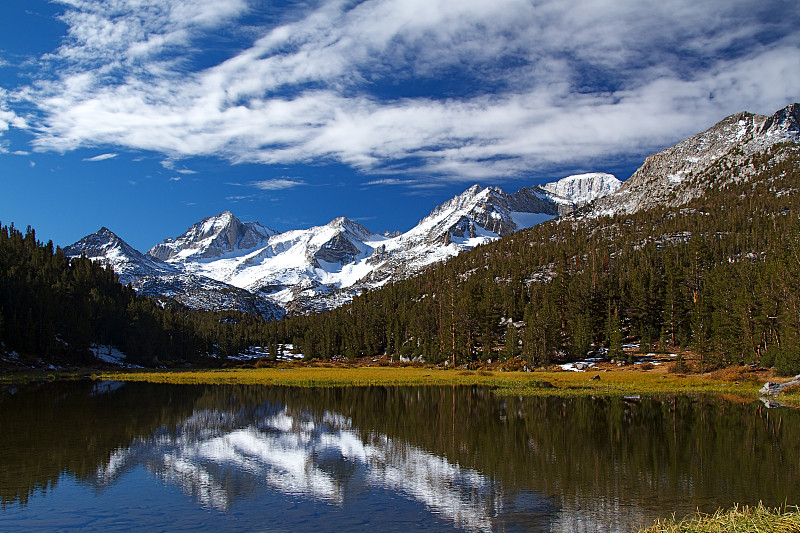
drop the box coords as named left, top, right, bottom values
left=585, top=103, right=800, bottom=217
left=148, top=211, right=276, bottom=261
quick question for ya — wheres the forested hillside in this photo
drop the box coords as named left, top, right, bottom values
left=266, top=143, right=800, bottom=375
left=0, top=224, right=270, bottom=367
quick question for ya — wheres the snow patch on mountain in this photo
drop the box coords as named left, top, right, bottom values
left=542, top=173, right=622, bottom=206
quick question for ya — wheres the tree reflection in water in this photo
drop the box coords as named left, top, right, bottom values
left=1, top=383, right=799, bottom=533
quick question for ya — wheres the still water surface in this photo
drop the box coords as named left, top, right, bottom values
left=1, top=382, right=799, bottom=532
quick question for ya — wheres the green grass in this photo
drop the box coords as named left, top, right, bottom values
left=780, top=384, right=800, bottom=408
left=637, top=503, right=800, bottom=533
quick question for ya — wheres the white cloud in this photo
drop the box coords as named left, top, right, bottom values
left=83, top=152, right=118, bottom=161
left=11, top=0, right=800, bottom=183
left=162, top=160, right=197, bottom=173
left=363, top=178, right=416, bottom=186
left=0, top=88, right=27, bottom=134
left=249, top=178, right=306, bottom=190
left=50, top=0, right=248, bottom=67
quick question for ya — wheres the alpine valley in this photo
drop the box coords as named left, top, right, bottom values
left=65, top=173, right=621, bottom=316
left=4, top=102, right=800, bottom=371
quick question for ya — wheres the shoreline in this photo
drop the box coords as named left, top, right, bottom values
left=93, top=366, right=781, bottom=404
left=3, top=363, right=798, bottom=407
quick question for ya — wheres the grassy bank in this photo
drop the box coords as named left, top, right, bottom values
left=0, top=369, right=95, bottom=384
left=781, top=385, right=800, bottom=409
left=91, top=365, right=760, bottom=398
left=637, top=503, right=800, bottom=532
left=7, top=363, right=798, bottom=406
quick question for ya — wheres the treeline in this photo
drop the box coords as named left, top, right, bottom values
left=265, top=143, right=800, bottom=375
left=0, top=223, right=272, bottom=366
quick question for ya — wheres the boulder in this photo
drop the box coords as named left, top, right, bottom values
left=759, top=379, right=800, bottom=395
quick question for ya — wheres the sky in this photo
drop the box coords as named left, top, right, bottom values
left=0, top=0, right=798, bottom=252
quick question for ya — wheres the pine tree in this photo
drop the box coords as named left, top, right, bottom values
left=607, top=304, right=623, bottom=362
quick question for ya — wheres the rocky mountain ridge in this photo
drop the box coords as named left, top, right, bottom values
left=585, top=103, right=800, bottom=217
left=148, top=210, right=277, bottom=262
left=64, top=227, right=284, bottom=319
left=66, top=173, right=619, bottom=315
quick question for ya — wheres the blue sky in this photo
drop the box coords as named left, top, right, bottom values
left=1, top=0, right=798, bottom=251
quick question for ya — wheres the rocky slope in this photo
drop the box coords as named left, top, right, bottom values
left=585, top=103, right=800, bottom=217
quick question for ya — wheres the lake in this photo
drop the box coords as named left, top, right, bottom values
left=1, top=381, right=798, bottom=532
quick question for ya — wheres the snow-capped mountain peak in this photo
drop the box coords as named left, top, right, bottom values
left=67, top=173, right=622, bottom=315
left=148, top=211, right=277, bottom=262
left=542, top=173, right=622, bottom=206
left=63, top=227, right=178, bottom=284
left=324, top=217, right=375, bottom=241
left=407, top=184, right=561, bottom=246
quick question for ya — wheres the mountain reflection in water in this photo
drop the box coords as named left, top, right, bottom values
left=95, top=404, right=505, bottom=531
left=2, top=382, right=800, bottom=533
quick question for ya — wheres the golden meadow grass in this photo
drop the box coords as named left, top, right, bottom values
left=6, top=364, right=797, bottom=405
left=93, top=365, right=761, bottom=399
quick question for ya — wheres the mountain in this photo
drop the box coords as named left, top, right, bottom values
left=585, top=103, right=800, bottom=217
left=63, top=227, right=179, bottom=285
left=267, top=103, right=800, bottom=372
left=148, top=211, right=277, bottom=261
left=162, top=215, right=386, bottom=312
left=65, top=173, right=618, bottom=317
left=145, top=177, right=614, bottom=313
left=64, top=227, right=284, bottom=320
left=542, top=173, right=621, bottom=206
